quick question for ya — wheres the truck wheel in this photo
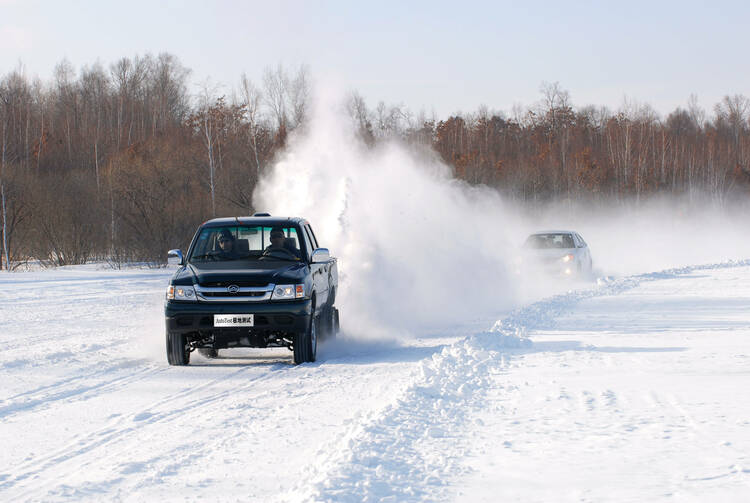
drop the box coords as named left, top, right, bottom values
left=198, top=348, right=218, bottom=359
left=166, top=332, right=190, bottom=366
left=320, top=305, right=337, bottom=341
left=293, top=331, right=306, bottom=364
left=333, top=308, right=340, bottom=336
left=293, top=315, right=317, bottom=364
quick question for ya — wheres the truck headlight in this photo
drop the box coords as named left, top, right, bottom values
left=272, top=284, right=305, bottom=300
left=561, top=254, right=574, bottom=262
left=167, top=285, right=196, bottom=301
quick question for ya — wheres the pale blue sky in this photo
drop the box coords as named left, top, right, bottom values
left=1, top=0, right=748, bottom=118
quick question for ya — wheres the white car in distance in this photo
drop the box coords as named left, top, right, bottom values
left=521, top=230, right=593, bottom=278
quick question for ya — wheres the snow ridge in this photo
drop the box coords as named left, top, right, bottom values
left=281, top=335, right=530, bottom=503
left=495, top=258, right=750, bottom=333
left=282, top=259, right=750, bottom=503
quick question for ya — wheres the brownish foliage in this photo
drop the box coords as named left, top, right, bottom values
left=1, top=58, right=748, bottom=267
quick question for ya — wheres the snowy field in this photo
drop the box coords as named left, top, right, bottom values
left=1, top=262, right=750, bottom=502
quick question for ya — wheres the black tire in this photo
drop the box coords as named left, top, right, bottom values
left=293, top=314, right=317, bottom=364
left=320, top=305, right=337, bottom=341
left=309, top=317, right=318, bottom=361
left=293, top=331, right=306, bottom=364
left=198, top=348, right=218, bottom=359
left=333, top=308, right=340, bottom=336
left=166, top=331, right=190, bottom=366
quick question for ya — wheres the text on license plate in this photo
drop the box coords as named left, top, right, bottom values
left=214, top=314, right=254, bottom=327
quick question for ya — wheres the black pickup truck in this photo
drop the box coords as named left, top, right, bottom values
left=164, top=215, right=339, bottom=365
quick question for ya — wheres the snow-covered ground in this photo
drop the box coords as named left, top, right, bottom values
left=1, top=262, right=749, bottom=502
left=456, top=264, right=750, bottom=502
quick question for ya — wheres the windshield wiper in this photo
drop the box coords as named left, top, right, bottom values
left=189, top=253, right=216, bottom=261
left=260, top=255, right=300, bottom=262
left=190, top=253, right=263, bottom=262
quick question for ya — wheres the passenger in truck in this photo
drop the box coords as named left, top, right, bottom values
left=266, top=227, right=301, bottom=258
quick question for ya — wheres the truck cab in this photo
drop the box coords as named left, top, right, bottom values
left=164, top=215, right=339, bottom=365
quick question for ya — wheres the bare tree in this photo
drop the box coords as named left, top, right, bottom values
left=110, top=56, right=149, bottom=148
left=372, top=102, right=411, bottom=138
left=263, top=64, right=288, bottom=133
left=150, top=52, right=191, bottom=132
left=287, top=64, right=310, bottom=129
left=195, top=82, right=221, bottom=216
left=539, top=81, right=571, bottom=126
left=0, top=78, right=18, bottom=269
left=687, top=94, right=705, bottom=129
left=1, top=110, right=8, bottom=270
left=347, top=90, right=374, bottom=145
left=262, top=64, right=311, bottom=136
left=52, top=60, right=78, bottom=163
left=239, top=74, right=264, bottom=177
left=80, top=62, right=110, bottom=192
left=715, top=94, right=750, bottom=166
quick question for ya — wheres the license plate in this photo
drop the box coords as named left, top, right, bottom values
left=214, top=314, right=254, bottom=327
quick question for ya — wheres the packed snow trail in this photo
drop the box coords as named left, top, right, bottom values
left=280, top=260, right=750, bottom=502
left=1, top=262, right=749, bottom=501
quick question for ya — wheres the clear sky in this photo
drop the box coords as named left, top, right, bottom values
left=1, top=0, right=748, bottom=118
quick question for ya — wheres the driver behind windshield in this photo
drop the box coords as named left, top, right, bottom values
left=266, top=227, right=301, bottom=259
left=216, top=229, right=240, bottom=259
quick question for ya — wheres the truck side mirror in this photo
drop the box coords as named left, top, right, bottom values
left=168, top=249, right=184, bottom=266
left=311, top=248, right=330, bottom=263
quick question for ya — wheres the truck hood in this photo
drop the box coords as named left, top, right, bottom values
left=173, top=261, right=309, bottom=286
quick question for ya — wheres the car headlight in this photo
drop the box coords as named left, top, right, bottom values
left=561, top=254, right=574, bottom=262
left=272, top=284, right=305, bottom=300
left=167, top=285, right=196, bottom=301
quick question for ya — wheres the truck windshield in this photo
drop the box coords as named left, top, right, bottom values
left=188, top=225, right=303, bottom=262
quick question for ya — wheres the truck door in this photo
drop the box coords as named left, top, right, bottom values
left=304, top=223, right=329, bottom=309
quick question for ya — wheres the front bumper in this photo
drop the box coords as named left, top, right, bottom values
left=516, top=261, right=578, bottom=278
left=165, top=298, right=312, bottom=337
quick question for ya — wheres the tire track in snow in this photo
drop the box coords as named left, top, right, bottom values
left=0, top=296, right=159, bottom=354
left=0, top=362, right=165, bottom=420
left=1, top=362, right=287, bottom=496
left=281, top=259, right=750, bottom=503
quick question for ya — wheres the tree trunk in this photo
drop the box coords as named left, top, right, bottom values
left=1, top=182, right=9, bottom=270
left=1, top=119, right=7, bottom=270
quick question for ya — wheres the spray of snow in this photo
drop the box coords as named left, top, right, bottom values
left=254, top=88, right=522, bottom=339
left=255, top=85, right=750, bottom=341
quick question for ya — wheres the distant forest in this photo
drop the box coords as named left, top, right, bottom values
left=1, top=53, right=749, bottom=268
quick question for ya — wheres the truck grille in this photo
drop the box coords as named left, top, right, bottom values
left=200, top=291, right=267, bottom=298
left=194, top=283, right=275, bottom=302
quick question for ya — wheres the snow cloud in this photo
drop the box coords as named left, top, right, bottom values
left=254, top=85, right=523, bottom=339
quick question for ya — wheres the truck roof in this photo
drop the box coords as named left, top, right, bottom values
left=530, top=230, right=576, bottom=235
left=200, top=216, right=307, bottom=228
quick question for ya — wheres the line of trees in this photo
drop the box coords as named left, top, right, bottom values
left=1, top=55, right=748, bottom=269
left=431, top=84, right=750, bottom=205
left=350, top=82, right=750, bottom=204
